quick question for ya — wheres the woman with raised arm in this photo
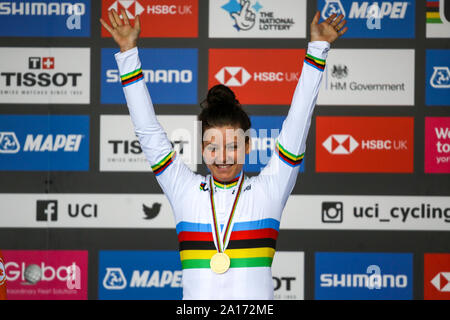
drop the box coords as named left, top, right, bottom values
left=100, top=9, right=347, bottom=300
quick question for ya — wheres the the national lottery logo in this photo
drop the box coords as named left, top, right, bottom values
left=322, top=0, right=346, bottom=19
left=430, top=66, right=450, bottom=89
left=103, top=267, right=127, bottom=290
left=0, top=132, right=20, bottom=154
left=221, top=0, right=259, bottom=31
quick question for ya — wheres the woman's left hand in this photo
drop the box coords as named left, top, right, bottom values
left=310, top=11, right=348, bottom=43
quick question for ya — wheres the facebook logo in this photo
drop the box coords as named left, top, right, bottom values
left=36, top=200, right=58, bottom=221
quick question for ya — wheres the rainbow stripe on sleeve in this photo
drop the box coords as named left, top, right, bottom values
left=304, top=53, right=326, bottom=71
left=275, top=141, right=304, bottom=167
left=176, top=218, right=279, bottom=270
left=121, top=68, right=144, bottom=87
left=151, top=151, right=175, bottom=176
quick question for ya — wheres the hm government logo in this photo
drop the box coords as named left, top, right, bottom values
left=430, top=66, right=450, bottom=89
left=331, top=64, right=348, bottom=79
left=215, top=66, right=252, bottom=87
left=108, top=0, right=145, bottom=19
left=322, top=134, right=359, bottom=155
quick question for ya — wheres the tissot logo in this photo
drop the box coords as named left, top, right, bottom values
left=215, top=66, right=252, bottom=87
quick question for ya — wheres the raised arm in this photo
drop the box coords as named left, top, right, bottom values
left=100, top=10, right=197, bottom=207
left=259, top=12, right=347, bottom=210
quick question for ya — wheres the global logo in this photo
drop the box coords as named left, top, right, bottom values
left=322, top=134, right=359, bottom=155
left=430, top=66, right=450, bottom=89
left=322, top=0, right=346, bottom=19
left=108, top=0, right=145, bottom=19
left=431, top=272, right=450, bottom=292
left=0, top=258, right=5, bottom=286
left=215, top=66, right=252, bottom=87
left=0, top=132, right=20, bottom=154
left=103, top=267, right=127, bottom=290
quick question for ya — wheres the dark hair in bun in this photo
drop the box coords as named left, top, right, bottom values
left=199, top=84, right=251, bottom=142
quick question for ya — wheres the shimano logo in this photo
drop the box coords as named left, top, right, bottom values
left=0, top=2, right=86, bottom=16
left=107, top=69, right=192, bottom=84
left=320, top=273, right=408, bottom=288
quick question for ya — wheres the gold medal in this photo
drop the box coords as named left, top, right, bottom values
left=210, top=252, right=230, bottom=274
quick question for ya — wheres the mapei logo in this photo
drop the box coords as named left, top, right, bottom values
left=322, top=135, right=359, bottom=154
left=0, top=132, right=20, bottom=154
left=318, top=0, right=415, bottom=38
left=430, top=66, right=450, bottom=89
left=98, top=251, right=183, bottom=300
left=215, top=66, right=252, bottom=87
left=322, top=0, right=410, bottom=19
left=103, top=267, right=127, bottom=290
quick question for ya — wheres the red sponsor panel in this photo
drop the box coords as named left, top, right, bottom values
left=208, top=49, right=306, bottom=105
left=424, top=253, right=450, bottom=300
left=3, top=250, right=88, bottom=300
left=316, top=117, right=414, bottom=173
left=101, top=0, right=198, bottom=38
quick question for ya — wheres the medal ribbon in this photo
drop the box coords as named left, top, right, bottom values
left=209, top=172, right=245, bottom=253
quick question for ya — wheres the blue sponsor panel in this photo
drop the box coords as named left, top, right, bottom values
left=98, top=251, right=183, bottom=300
left=0, top=0, right=91, bottom=37
left=101, top=48, right=198, bottom=105
left=245, top=116, right=305, bottom=173
left=0, top=115, right=89, bottom=171
left=315, top=252, right=413, bottom=300
left=318, top=0, right=415, bottom=38
left=426, top=49, right=450, bottom=106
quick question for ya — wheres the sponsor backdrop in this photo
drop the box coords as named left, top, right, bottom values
left=0, top=0, right=449, bottom=300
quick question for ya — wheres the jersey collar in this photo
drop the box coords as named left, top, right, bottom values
left=212, top=171, right=243, bottom=190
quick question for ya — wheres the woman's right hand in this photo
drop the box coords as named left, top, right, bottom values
left=100, top=9, right=141, bottom=53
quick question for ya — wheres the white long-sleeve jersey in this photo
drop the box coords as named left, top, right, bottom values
left=114, top=41, right=330, bottom=300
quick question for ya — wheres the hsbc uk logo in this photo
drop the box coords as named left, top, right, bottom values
left=431, top=272, right=450, bottom=292
left=215, top=66, right=252, bottom=87
left=215, top=66, right=299, bottom=87
left=108, top=0, right=193, bottom=18
left=322, top=134, right=408, bottom=154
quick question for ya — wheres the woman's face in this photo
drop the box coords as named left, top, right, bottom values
left=202, top=125, right=250, bottom=182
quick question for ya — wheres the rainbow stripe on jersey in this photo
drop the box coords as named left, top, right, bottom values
left=177, top=218, right=279, bottom=270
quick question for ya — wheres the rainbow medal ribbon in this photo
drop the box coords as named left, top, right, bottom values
left=208, top=173, right=245, bottom=274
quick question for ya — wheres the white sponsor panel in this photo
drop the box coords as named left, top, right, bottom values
left=317, top=49, right=414, bottom=106
left=100, top=115, right=199, bottom=172
left=427, top=0, right=450, bottom=38
left=0, top=194, right=175, bottom=228
left=0, top=47, right=90, bottom=104
left=271, top=251, right=304, bottom=300
left=281, top=195, right=450, bottom=231
left=209, top=0, right=306, bottom=38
